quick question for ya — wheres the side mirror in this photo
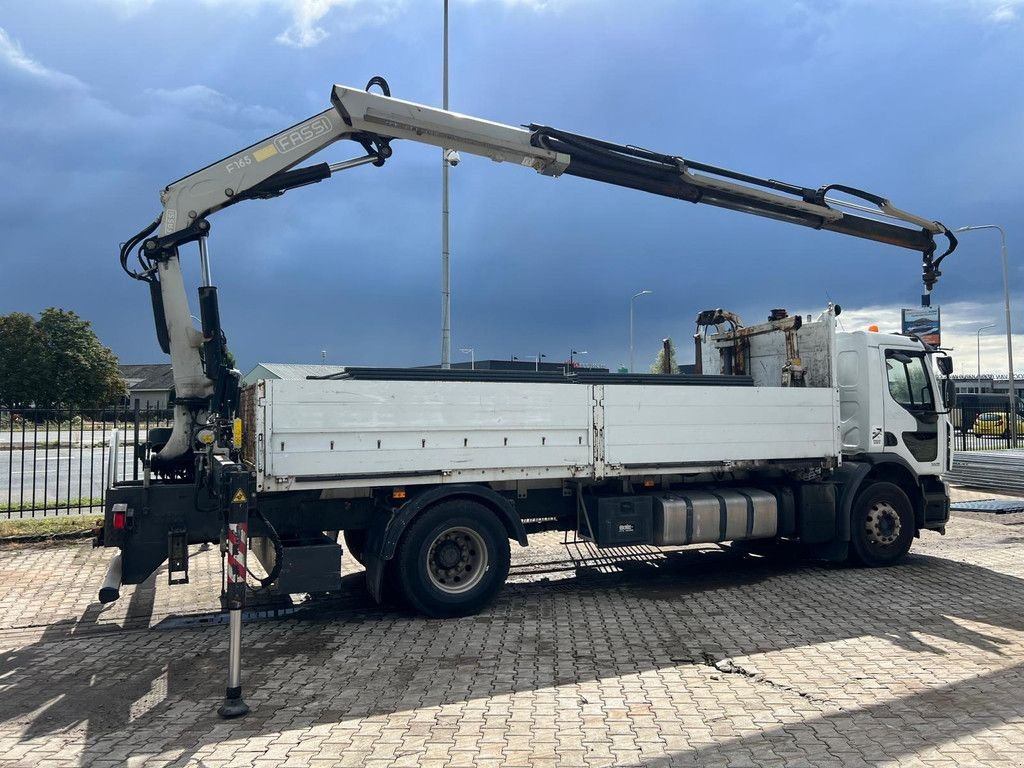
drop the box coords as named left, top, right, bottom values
left=937, top=356, right=953, bottom=376
left=943, top=379, right=956, bottom=410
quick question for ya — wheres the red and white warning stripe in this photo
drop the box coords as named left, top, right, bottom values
left=226, top=522, right=248, bottom=584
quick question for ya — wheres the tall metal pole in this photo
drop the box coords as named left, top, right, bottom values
left=630, top=290, right=653, bottom=373
left=440, top=0, right=451, bottom=369
left=977, top=323, right=995, bottom=393
left=956, top=225, right=1016, bottom=445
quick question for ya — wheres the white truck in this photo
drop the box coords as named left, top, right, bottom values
left=97, top=77, right=958, bottom=717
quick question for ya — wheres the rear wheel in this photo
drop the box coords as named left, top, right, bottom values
left=848, top=481, right=914, bottom=567
left=395, top=500, right=511, bottom=617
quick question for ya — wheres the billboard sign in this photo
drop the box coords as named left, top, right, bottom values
left=902, top=306, right=940, bottom=346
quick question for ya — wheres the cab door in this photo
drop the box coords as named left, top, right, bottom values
left=881, top=348, right=943, bottom=475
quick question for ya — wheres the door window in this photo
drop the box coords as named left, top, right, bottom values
left=885, top=351, right=934, bottom=412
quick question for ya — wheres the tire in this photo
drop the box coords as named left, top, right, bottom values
left=394, top=500, right=511, bottom=618
left=848, top=481, right=914, bottom=567
left=343, top=529, right=368, bottom=567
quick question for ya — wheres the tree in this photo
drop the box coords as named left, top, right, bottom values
left=0, top=313, right=42, bottom=408
left=649, top=337, right=678, bottom=375
left=0, top=309, right=127, bottom=409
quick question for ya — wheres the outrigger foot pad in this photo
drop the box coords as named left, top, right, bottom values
left=217, top=687, right=249, bottom=718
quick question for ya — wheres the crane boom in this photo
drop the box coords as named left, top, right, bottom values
left=122, top=78, right=956, bottom=464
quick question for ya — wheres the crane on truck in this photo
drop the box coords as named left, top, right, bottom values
left=102, top=76, right=958, bottom=718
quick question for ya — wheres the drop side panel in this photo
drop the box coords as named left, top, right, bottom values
left=601, top=385, right=839, bottom=468
left=262, top=379, right=593, bottom=486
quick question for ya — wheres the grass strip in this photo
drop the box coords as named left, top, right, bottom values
left=0, top=515, right=101, bottom=541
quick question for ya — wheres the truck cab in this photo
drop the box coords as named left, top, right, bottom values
left=837, top=331, right=950, bottom=477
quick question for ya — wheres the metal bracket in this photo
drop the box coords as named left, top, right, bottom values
left=168, top=527, right=189, bottom=585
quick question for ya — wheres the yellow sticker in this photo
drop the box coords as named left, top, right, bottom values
left=253, top=144, right=278, bottom=162
left=231, top=489, right=248, bottom=504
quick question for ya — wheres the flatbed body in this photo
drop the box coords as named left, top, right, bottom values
left=244, top=375, right=840, bottom=493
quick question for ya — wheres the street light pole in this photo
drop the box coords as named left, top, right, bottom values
left=956, top=225, right=1016, bottom=444
left=459, top=347, right=474, bottom=370
left=440, top=0, right=451, bottom=369
left=630, top=290, right=653, bottom=373
left=976, top=323, right=995, bottom=393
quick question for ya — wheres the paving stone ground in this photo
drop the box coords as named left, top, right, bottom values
left=3, top=488, right=1024, bottom=767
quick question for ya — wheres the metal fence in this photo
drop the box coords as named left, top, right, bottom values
left=1, top=406, right=172, bottom=519
left=953, top=411, right=1021, bottom=452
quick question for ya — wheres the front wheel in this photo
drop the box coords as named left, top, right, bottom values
left=848, top=481, right=914, bottom=567
left=395, top=500, right=511, bottom=618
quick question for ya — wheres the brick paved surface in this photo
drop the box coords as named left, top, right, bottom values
left=2, top=489, right=1024, bottom=766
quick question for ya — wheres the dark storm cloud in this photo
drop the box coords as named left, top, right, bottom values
left=0, top=0, right=1022, bottom=374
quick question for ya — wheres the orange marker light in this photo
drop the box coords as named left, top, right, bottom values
left=868, top=325, right=879, bottom=332
left=392, top=488, right=407, bottom=500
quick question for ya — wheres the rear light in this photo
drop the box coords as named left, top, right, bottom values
left=112, top=502, right=128, bottom=530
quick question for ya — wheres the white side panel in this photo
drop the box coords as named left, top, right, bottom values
left=837, top=334, right=872, bottom=453
left=602, top=385, right=838, bottom=467
left=264, top=380, right=592, bottom=483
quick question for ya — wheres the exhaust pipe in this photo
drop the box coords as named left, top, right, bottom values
left=98, top=552, right=122, bottom=604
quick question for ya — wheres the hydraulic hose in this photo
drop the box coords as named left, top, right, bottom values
left=250, top=508, right=283, bottom=590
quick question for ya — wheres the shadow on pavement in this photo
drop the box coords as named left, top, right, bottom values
left=2, top=545, right=1022, bottom=765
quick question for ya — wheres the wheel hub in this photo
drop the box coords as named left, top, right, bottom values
left=434, top=540, right=462, bottom=569
left=426, top=526, right=488, bottom=595
left=865, top=501, right=901, bottom=546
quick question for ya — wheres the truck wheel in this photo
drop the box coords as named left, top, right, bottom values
left=394, top=500, right=511, bottom=618
left=343, top=529, right=368, bottom=567
left=848, top=482, right=914, bottom=567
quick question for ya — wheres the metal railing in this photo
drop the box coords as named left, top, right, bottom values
left=953, top=408, right=1020, bottom=453
left=1, top=406, right=172, bottom=519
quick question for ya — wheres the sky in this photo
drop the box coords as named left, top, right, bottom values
left=1, top=0, right=1023, bottom=376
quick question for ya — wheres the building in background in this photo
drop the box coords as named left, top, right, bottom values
left=952, top=374, right=1024, bottom=399
left=241, top=363, right=347, bottom=387
left=119, top=364, right=174, bottom=410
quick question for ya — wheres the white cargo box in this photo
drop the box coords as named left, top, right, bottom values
left=246, top=378, right=840, bottom=493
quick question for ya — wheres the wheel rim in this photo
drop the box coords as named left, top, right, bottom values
left=865, top=500, right=902, bottom=546
left=426, top=526, right=488, bottom=594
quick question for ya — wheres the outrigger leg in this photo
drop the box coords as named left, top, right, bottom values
left=217, top=460, right=252, bottom=718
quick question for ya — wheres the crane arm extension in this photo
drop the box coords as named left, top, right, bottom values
left=527, top=126, right=955, bottom=288
left=153, top=82, right=955, bottom=286
left=153, top=84, right=569, bottom=250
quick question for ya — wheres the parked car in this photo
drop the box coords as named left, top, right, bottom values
left=953, top=393, right=1024, bottom=433
left=973, top=412, right=1024, bottom=438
